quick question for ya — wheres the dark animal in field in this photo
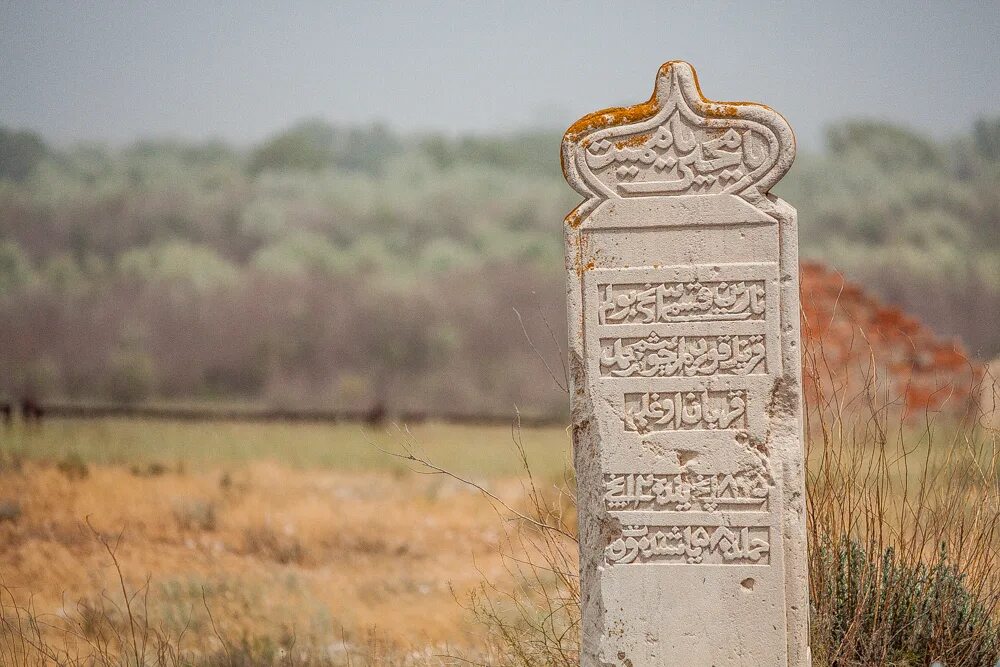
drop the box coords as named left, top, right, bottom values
left=0, top=403, right=11, bottom=426
left=364, top=401, right=387, bottom=427
left=20, top=397, right=44, bottom=423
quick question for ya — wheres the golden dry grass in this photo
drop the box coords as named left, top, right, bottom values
left=0, top=420, right=573, bottom=664
left=2, top=387, right=999, bottom=665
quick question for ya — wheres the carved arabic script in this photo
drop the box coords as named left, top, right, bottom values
left=598, top=281, right=765, bottom=324
left=623, top=390, right=746, bottom=433
left=600, top=333, right=766, bottom=377
left=586, top=113, right=771, bottom=197
left=604, top=472, right=769, bottom=512
left=606, top=524, right=770, bottom=565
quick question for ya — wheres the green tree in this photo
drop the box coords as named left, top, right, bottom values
left=0, top=127, right=47, bottom=181
left=826, top=121, right=942, bottom=171
left=118, top=241, right=239, bottom=292
left=0, top=241, right=34, bottom=293
left=973, top=116, right=1000, bottom=162
left=248, top=120, right=401, bottom=175
left=249, top=119, right=336, bottom=174
left=252, top=231, right=350, bottom=278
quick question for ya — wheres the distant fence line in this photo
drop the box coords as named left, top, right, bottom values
left=23, top=403, right=567, bottom=428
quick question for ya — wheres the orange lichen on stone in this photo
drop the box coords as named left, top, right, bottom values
left=705, top=104, right=740, bottom=118
left=563, top=61, right=786, bottom=147
left=572, top=232, right=594, bottom=277
left=563, top=97, right=660, bottom=144
left=564, top=206, right=584, bottom=229
left=800, top=261, right=982, bottom=416
left=560, top=61, right=790, bottom=189
left=614, top=133, right=651, bottom=149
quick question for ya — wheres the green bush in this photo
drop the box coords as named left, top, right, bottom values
left=0, top=127, right=47, bottom=181
left=0, top=240, right=34, bottom=293
left=811, top=537, right=1000, bottom=666
left=56, top=452, right=89, bottom=480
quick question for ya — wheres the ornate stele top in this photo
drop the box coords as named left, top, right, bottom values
left=562, top=61, right=795, bottom=225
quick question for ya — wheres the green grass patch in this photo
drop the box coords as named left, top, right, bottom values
left=0, top=418, right=572, bottom=479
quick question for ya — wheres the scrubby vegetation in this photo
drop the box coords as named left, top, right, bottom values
left=1, top=118, right=998, bottom=416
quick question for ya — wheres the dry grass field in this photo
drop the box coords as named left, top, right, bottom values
left=1, top=402, right=999, bottom=665
left=0, top=419, right=573, bottom=664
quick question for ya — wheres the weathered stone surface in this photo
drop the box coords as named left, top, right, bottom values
left=562, top=62, right=810, bottom=666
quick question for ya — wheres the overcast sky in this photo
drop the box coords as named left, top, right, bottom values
left=2, top=1, right=998, bottom=150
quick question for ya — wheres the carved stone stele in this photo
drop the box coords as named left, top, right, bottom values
left=562, top=61, right=810, bottom=666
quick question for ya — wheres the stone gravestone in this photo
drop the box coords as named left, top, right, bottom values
left=562, top=61, right=809, bottom=666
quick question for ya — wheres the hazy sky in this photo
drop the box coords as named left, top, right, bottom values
left=2, top=1, right=998, bottom=149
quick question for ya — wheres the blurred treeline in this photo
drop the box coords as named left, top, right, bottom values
left=0, top=118, right=997, bottom=414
